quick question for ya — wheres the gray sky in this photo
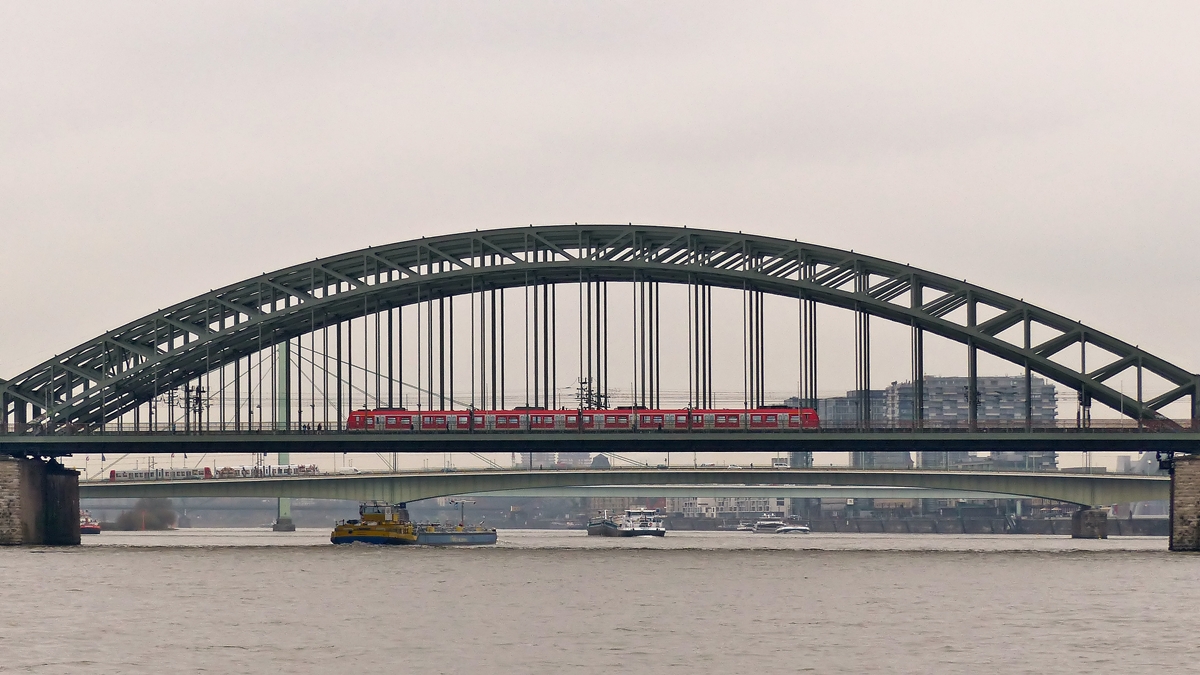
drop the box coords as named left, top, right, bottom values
left=3, top=0, right=1199, bottom=390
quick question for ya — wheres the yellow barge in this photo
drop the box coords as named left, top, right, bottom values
left=331, top=502, right=497, bottom=546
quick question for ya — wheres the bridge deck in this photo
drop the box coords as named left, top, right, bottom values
left=78, top=468, right=1171, bottom=507
left=6, top=429, right=1200, bottom=457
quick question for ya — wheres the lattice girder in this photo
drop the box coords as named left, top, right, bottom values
left=1, top=224, right=1195, bottom=430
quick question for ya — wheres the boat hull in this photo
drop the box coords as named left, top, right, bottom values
left=587, top=522, right=665, bottom=537
left=331, top=533, right=416, bottom=545
left=332, top=527, right=496, bottom=546
left=80, top=525, right=102, bottom=535
left=415, top=530, right=498, bottom=545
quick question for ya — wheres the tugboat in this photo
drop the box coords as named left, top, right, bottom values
left=331, top=501, right=497, bottom=546
left=79, top=510, right=102, bottom=535
left=587, top=508, right=666, bottom=537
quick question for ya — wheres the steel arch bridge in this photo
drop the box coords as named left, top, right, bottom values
left=2, top=224, right=1198, bottom=453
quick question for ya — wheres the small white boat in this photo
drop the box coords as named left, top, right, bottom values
left=734, top=522, right=754, bottom=532
left=752, top=518, right=788, bottom=533
left=774, top=525, right=811, bottom=534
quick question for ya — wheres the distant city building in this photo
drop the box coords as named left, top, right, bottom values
left=590, top=497, right=662, bottom=514
left=886, top=376, right=1058, bottom=470
left=884, top=376, right=1057, bottom=425
left=667, top=496, right=788, bottom=519
left=787, top=390, right=909, bottom=469
left=795, top=390, right=887, bottom=427
left=516, top=451, right=557, bottom=469
left=557, top=452, right=592, bottom=468
left=851, top=450, right=913, bottom=470
left=790, top=377, right=1059, bottom=470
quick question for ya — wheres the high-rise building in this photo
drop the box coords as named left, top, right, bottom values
left=809, top=390, right=888, bottom=427
left=885, top=376, right=1058, bottom=469
left=884, top=376, right=1057, bottom=425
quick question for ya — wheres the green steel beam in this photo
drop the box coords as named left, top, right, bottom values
left=2, top=225, right=1196, bottom=430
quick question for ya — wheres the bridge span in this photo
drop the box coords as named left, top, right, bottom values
left=78, top=468, right=1169, bottom=507
left=3, top=223, right=1199, bottom=546
left=8, top=428, right=1200, bottom=458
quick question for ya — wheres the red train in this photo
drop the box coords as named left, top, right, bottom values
left=347, top=407, right=819, bottom=432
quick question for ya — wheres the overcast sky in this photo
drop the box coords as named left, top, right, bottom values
left=3, top=0, right=1198, bottom=388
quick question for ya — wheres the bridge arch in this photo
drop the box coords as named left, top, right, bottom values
left=3, top=224, right=1197, bottom=430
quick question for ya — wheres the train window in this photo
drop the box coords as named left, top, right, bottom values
left=387, top=417, right=396, bottom=424
left=401, top=417, right=411, bottom=424
left=423, top=416, right=432, bottom=424
left=653, top=416, right=663, bottom=423
left=676, top=415, right=686, bottom=423
left=606, top=416, right=615, bottom=423
left=752, top=415, right=762, bottom=422
left=641, top=416, right=650, bottom=423
left=583, top=415, right=592, bottom=423
left=567, top=416, right=576, bottom=423
left=510, top=416, right=519, bottom=424
left=790, top=415, right=800, bottom=422
left=693, top=415, right=703, bottom=423
left=716, top=415, right=725, bottom=423
left=766, top=415, right=775, bottom=422
left=619, top=416, right=628, bottom=423
left=458, top=416, right=468, bottom=424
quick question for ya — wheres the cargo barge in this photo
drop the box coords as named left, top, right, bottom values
left=587, top=508, right=666, bottom=537
left=331, top=502, right=497, bottom=546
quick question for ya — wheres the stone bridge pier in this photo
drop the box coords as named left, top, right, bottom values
left=0, top=456, right=80, bottom=545
left=1170, top=455, right=1200, bottom=551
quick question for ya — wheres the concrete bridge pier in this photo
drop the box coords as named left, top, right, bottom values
left=270, top=343, right=296, bottom=532
left=1170, top=454, right=1200, bottom=551
left=0, top=456, right=80, bottom=545
left=1070, top=507, right=1108, bottom=539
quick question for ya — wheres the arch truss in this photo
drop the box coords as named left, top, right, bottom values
left=2, top=224, right=1197, bottom=433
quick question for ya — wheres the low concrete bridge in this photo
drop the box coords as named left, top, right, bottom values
left=78, top=468, right=1169, bottom=507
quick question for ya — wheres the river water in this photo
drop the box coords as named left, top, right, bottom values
left=2, top=530, right=1197, bottom=674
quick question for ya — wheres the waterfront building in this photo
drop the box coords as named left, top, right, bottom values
left=589, top=497, right=664, bottom=514
left=666, top=496, right=789, bottom=519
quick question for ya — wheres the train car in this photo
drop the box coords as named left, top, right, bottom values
left=213, top=464, right=320, bottom=479
left=110, top=467, right=212, bottom=481
left=347, top=407, right=817, bottom=432
left=348, top=409, right=416, bottom=431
